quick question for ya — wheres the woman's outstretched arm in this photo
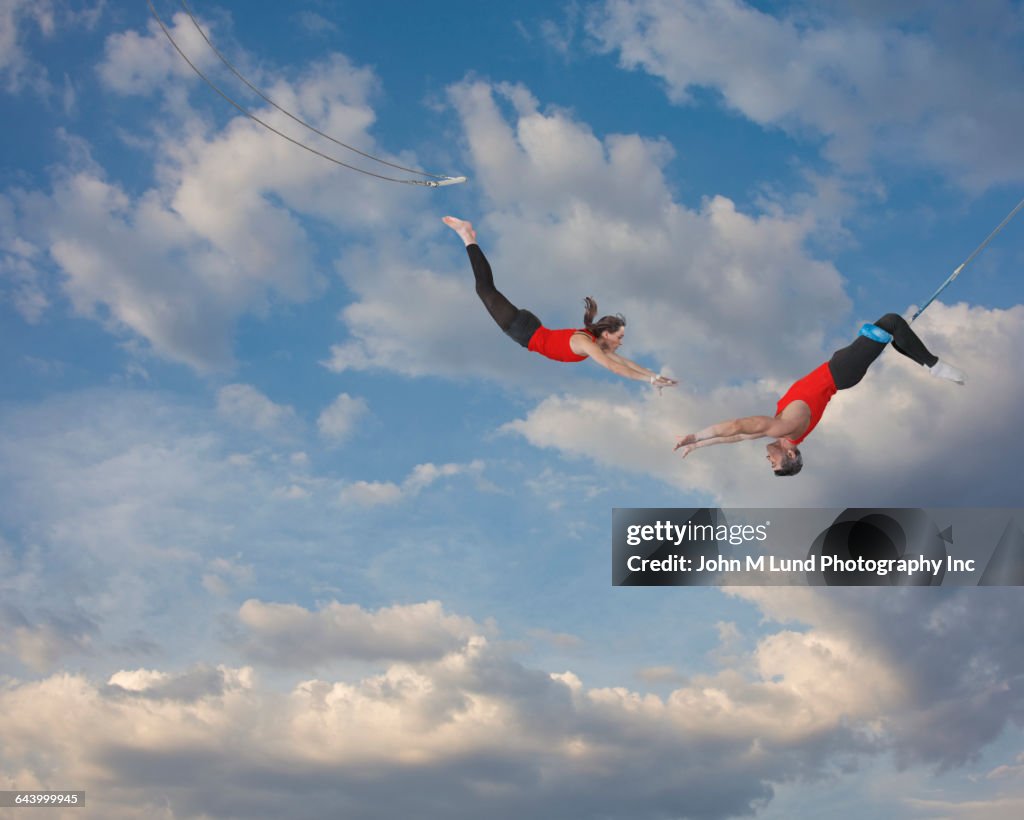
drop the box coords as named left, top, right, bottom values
left=607, top=350, right=678, bottom=387
left=573, top=335, right=676, bottom=386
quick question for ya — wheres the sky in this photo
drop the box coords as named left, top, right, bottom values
left=2, top=1, right=1024, bottom=818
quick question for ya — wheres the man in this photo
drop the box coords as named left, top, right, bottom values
left=674, top=313, right=965, bottom=475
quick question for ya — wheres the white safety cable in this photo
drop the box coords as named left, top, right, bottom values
left=147, top=0, right=466, bottom=187
left=179, top=0, right=455, bottom=181
left=913, top=195, right=1024, bottom=321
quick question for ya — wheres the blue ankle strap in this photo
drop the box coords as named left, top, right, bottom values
left=859, top=323, right=893, bottom=344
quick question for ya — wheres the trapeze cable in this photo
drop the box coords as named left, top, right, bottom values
left=146, top=0, right=466, bottom=187
left=178, top=0, right=453, bottom=181
left=912, top=195, right=1024, bottom=321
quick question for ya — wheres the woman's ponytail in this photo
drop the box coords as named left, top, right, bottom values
left=582, top=296, right=626, bottom=338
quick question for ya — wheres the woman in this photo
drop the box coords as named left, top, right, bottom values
left=443, top=216, right=677, bottom=388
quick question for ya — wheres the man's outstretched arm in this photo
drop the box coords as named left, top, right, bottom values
left=674, top=416, right=801, bottom=457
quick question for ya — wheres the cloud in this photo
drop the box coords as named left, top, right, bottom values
left=337, top=479, right=404, bottom=506
left=201, top=556, right=255, bottom=597
left=635, top=665, right=687, bottom=685
left=527, top=627, right=582, bottom=650
left=0, top=213, right=49, bottom=321
left=217, top=383, right=298, bottom=432
left=0, top=603, right=97, bottom=673
left=98, top=10, right=217, bottom=95
left=294, top=11, right=338, bottom=37
left=403, top=461, right=481, bottom=493
left=0, top=388, right=343, bottom=672
left=0, top=0, right=55, bottom=94
left=0, top=635, right=876, bottom=819
left=589, top=0, right=1024, bottom=190
left=536, top=2, right=586, bottom=58
left=9, top=164, right=319, bottom=370
left=504, top=302, right=1024, bottom=507
left=105, top=664, right=236, bottom=702
left=4, top=17, right=429, bottom=371
left=0, top=388, right=493, bottom=678
left=905, top=796, right=1024, bottom=820
left=1, top=0, right=104, bottom=96
left=732, top=583, right=1024, bottom=772
left=6, top=583, right=1024, bottom=819
left=237, top=599, right=483, bottom=666
left=321, top=250, right=510, bottom=381
left=316, top=392, right=369, bottom=443
left=988, top=752, right=1024, bottom=782
left=338, top=460, right=485, bottom=506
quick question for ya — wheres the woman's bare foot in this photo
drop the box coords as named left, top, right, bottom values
left=442, top=215, right=477, bottom=246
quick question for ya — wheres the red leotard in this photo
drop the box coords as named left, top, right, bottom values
left=527, top=328, right=594, bottom=363
left=775, top=362, right=837, bottom=444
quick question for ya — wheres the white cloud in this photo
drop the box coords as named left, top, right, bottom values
left=337, top=478, right=403, bottom=506
left=316, top=392, right=368, bottom=442
left=238, top=599, right=483, bottom=666
left=0, top=389, right=491, bottom=679
left=0, top=636, right=871, bottom=819
left=537, top=2, right=585, bottom=57
left=0, top=604, right=96, bottom=673
left=217, top=383, right=297, bottom=432
left=201, top=556, right=254, bottom=597
left=12, top=166, right=318, bottom=370
left=589, top=0, right=1024, bottom=190
left=731, top=583, right=1024, bottom=771
left=404, top=461, right=479, bottom=493
left=1, top=1, right=104, bottom=96
left=273, top=483, right=309, bottom=500
left=294, top=11, right=338, bottom=37
left=97, top=10, right=216, bottom=95
left=321, top=251, right=509, bottom=381
left=4, top=18, right=430, bottom=371
left=0, top=388, right=350, bottom=673
left=6, top=584, right=1024, bottom=818
left=0, top=0, right=55, bottom=94
left=338, top=460, right=485, bottom=506
left=0, top=240, right=49, bottom=322
left=106, top=664, right=240, bottom=702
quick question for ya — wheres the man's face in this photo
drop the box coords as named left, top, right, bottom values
left=765, top=440, right=789, bottom=472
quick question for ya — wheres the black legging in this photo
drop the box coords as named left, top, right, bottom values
left=828, top=313, right=939, bottom=390
left=467, top=244, right=518, bottom=331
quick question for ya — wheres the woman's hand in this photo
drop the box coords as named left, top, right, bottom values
left=674, top=434, right=697, bottom=456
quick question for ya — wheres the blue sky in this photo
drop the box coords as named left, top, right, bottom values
left=2, top=1, right=1024, bottom=818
